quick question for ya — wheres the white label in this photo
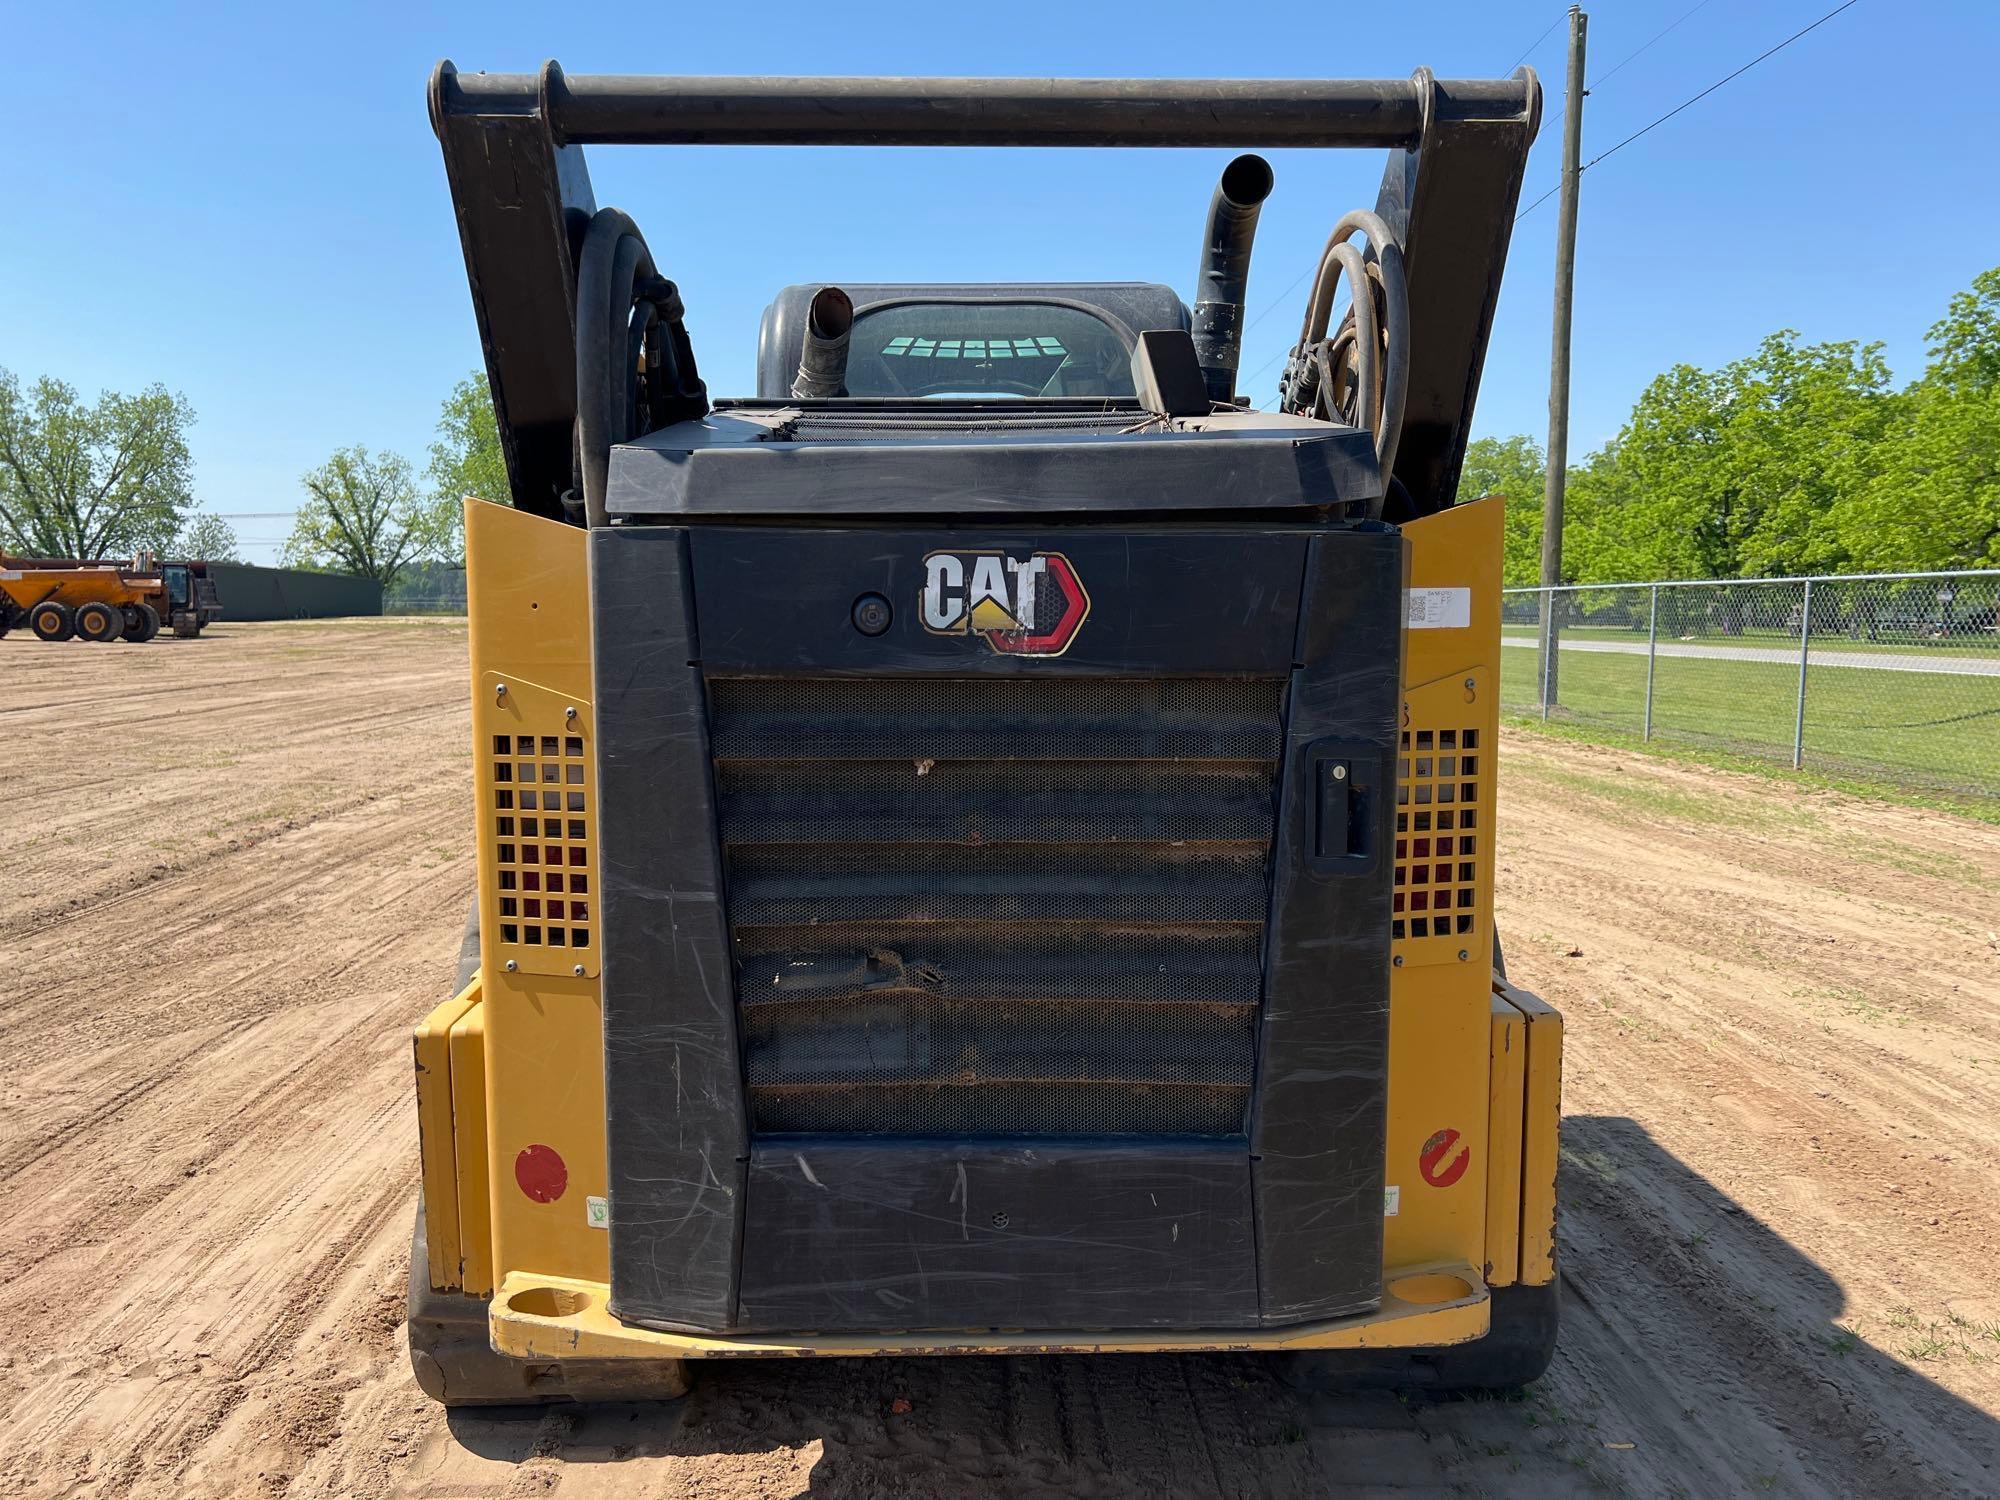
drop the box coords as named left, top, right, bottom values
left=585, top=1195, right=610, bottom=1229
left=1384, top=1185, right=1401, bottom=1217
left=1407, top=587, right=1471, bottom=630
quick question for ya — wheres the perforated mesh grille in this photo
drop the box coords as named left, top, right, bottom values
left=1392, top=726, right=1480, bottom=945
left=710, top=676, right=1283, bottom=1138
left=490, top=731, right=593, bottom=956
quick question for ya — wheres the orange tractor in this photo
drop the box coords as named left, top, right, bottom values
left=0, top=553, right=220, bottom=642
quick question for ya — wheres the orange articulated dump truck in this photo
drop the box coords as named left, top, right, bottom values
left=0, top=553, right=221, bottom=642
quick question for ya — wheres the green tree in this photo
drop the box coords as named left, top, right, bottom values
left=1838, top=268, right=2000, bottom=570
left=0, top=367, right=195, bottom=559
left=1925, top=265, right=2000, bottom=391
left=426, top=372, right=507, bottom=564
left=1560, top=333, right=1896, bottom=582
left=1459, top=434, right=1548, bottom=586
left=175, top=512, right=242, bottom=562
left=284, top=446, right=443, bottom=589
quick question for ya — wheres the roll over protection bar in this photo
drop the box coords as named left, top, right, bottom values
left=435, top=68, right=1535, bottom=148
left=429, top=62, right=1540, bottom=519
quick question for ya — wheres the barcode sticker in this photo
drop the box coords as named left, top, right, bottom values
left=1407, top=587, right=1471, bottom=630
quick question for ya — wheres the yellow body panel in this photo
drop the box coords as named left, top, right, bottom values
left=464, top=499, right=610, bottom=1292
left=1504, top=978, right=1565, bottom=1284
left=1382, top=498, right=1503, bottom=1279
left=410, top=490, right=1566, bottom=1360
left=1484, top=993, right=1526, bottom=1288
left=413, top=984, right=479, bottom=1292
left=449, top=1004, right=494, bottom=1296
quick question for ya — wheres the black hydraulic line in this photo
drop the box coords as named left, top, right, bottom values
left=1311, top=242, right=1378, bottom=430
left=647, top=280, right=706, bottom=432
left=575, top=214, right=649, bottom=526
left=574, top=209, right=709, bottom=526
left=626, top=300, right=659, bottom=437
left=791, top=286, right=855, bottom=400
left=1285, top=208, right=1410, bottom=508
left=435, top=66, right=1534, bottom=148
left=1190, top=154, right=1274, bottom=404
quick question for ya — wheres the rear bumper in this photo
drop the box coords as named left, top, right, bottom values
left=408, top=1203, right=689, bottom=1405
left=410, top=1197, right=1552, bottom=1401
left=485, top=1261, right=1490, bottom=1361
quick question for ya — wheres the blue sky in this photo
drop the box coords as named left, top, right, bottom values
left=5, top=0, right=1996, bottom=563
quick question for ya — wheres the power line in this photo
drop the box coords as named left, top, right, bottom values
left=1516, top=179, right=1562, bottom=222
left=1510, top=10, right=1570, bottom=72
left=1517, top=0, right=1865, bottom=220
left=1235, top=9, right=1578, bottom=396
left=1588, top=0, right=1716, bottom=90
left=1241, top=266, right=1314, bottom=342
left=1582, top=0, right=1862, bottom=172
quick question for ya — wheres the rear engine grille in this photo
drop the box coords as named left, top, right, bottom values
left=709, top=676, right=1283, bottom=1137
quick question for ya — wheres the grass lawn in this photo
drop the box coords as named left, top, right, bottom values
left=1499, top=645, right=2000, bottom=794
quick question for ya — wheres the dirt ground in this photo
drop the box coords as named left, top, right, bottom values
left=2, top=618, right=1996, bottom=1499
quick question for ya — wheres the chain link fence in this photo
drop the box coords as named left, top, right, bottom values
left=1500, top=571, right=2000, bottom=798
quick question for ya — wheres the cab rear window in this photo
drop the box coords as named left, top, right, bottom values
left=844, top=304, right=1134, bottom=398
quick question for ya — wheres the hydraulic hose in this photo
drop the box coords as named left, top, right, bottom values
left=1282, top=207, right=1409, bottom=515
left=573, top=208, right=708, bottom=526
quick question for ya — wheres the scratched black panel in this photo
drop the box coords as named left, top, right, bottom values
left=607, top=422, right=1380, bottom=519
left=685, top=526, right=1307, bottom=676
left=1251, top=527, right=1404, bottom=1324
left=705, top=670, right=1284, bottom=1143
left=592, top=526, right=748, bottom=1332
left=733, top=1140, right=1257, bottom=1332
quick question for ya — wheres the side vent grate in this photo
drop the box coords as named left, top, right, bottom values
left=480, top=677, right=597, bottom=977
left=1392, top=726, right=1481, bottom=948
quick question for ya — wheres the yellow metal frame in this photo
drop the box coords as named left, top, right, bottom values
left=448, top=1003, right=494, bottom=1295
left=488, top=1262, right=1490, bottom=1359
left=413, top=982, right=479, bottom=1292
left=1484, top=993, right=1526, bottom=1287
left=1381, top=498, right=1519, bottom=1281
left=413, top=493, right=1564, bottom=1362
left=1503, top=978, right=1564, bottom=1283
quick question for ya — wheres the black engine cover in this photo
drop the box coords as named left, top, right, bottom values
left=591, top=520, right=1402, bottom=1334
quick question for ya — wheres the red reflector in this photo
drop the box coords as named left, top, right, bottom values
left=515, top=1143, right=568, bottom=1203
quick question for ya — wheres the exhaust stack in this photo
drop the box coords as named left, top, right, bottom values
left=791, top=285, right=855, bottom=399
left=1190, top=154, right=1275, bottom=404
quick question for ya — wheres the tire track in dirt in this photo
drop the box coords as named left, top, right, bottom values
left=1500, top=737, right=2000, bottom=1498
left=0, top=624, right=473, bottom=1500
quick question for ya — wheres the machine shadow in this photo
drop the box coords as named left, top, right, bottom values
left=1548, top=1114, right=2000, bottom=1492
left=442, top=1114, right=2000, bottom=1494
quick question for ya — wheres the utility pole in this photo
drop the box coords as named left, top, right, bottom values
left=1539, top=5, right=1587, bottom=712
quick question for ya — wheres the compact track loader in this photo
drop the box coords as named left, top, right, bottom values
left=410, top=64, right=1562, bottom=1404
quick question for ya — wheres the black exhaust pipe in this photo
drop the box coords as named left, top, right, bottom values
left=1191, top=154, right=1275, bottom=404
left=791, top=285, right=855, bottom=399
